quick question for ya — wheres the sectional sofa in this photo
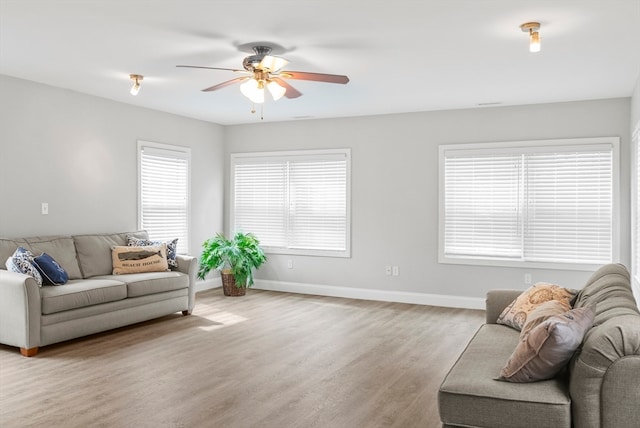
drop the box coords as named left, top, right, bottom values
left=439, top=263, right=640, bottom=428
left=0, top=231, right=197, bottom=357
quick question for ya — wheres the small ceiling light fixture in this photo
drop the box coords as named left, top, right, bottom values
left=129, top=74, right=143, bottom=95
left=520, top=22, right=541, bottom=52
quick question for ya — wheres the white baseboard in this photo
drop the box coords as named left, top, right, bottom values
left=196, top=277, right=221, bottom=293
left=253, top=279, right=485, bottom=310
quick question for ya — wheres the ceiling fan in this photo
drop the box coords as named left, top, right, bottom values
left=177, top=45, right=349, bottom=104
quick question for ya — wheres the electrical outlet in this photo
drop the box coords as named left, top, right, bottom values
left=524, top=273, right=532, bottom=284
left=385, top=266, right=392, bottom=276
left=287, top=259, right=293, bottom=269
left=392, top=266, right=399, bottom=276
left=41, top=202, right=49, bottom=215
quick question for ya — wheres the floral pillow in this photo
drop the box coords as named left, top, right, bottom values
left=127, top=236, right=178, bottom=269
left=497, top=283, right=577, bottom=331
left=5, top=246, right=43, bottom=286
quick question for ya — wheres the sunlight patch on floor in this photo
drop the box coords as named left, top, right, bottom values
left=198, top=311, right=248, bottom=331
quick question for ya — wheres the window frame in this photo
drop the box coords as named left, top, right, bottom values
left=137, top=140, right=191, bottom=254
left=632, top=124, right=640, bottom=292
left=438, top=137, right=620, bottom=271
left=230, top=148, right=351, bottom=258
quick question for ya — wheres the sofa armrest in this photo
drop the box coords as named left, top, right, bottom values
left=485, top=289, right=521, bottom=324
left=175, top=255, right=197, bottom=314
left=0, top=270, right=41, bottom=350
left=570, top=315, right=640, bottom=428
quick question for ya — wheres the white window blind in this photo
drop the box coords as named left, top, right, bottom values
left=232, top=150, right=350, bottom=257
left=234, top=161, right=287, bottom=248
left=524, top=150, right=612, bottom=264
left=440, top=138, right=618, bottom=270
left=444, top=153, right=522, bottom=259
left=138, top=142, right=190, bottom=254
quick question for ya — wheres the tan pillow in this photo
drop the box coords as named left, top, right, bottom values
left=497, top=283, right=577, bottom=331
left=498, top=305, right=595, bottom=382
left=111, top=244, right=168, bottom=275
left=520, top=299, right=572, bottom=338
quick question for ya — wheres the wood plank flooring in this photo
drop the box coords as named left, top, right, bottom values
left=0, top=290, right=484, bottom=428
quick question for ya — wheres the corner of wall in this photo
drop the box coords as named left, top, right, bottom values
left=631, top=71, right=640, bottom=132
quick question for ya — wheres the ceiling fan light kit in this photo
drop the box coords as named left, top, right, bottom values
left=129, top=74, right=143, bottom=95
left=177, top=44, right=349, bottom=117
left=267, top=80, right=286, bottom=101
left=520, top=22, right=541, bottom=52
left=240, top=78, right=265, bottom=104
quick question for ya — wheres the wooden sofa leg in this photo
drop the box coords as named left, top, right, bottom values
left=182, top=310, right=191, bottom=316
left=20, top=347, right=38, bottom=357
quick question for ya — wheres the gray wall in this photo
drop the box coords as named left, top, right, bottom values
left=632, top=74, right=640, bottom=132
left=0, top=75, right=225, bottom=256
left=224, top=98, right=632, bottom=302
left=0, top=73, right=633, bottom=305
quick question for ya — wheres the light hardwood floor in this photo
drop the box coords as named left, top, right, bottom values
left=0, top=290, right=484, bottom=428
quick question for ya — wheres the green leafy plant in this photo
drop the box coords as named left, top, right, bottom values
left=197, top=232, right=267, bottom=288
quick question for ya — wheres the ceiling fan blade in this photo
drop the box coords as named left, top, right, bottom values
left=280, top=71, right=349, bottom=84
left=177, top=65, right=245, bottom=73
left=259, top=55, right=289, bottom=73
left=202, top=77, right=248, bottom=92
left=271, top=77, right=302, bottom=99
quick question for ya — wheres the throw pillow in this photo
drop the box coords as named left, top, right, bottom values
left=127, top=236, right=178, bottom=269
left=112, top=244, right=169, bottom=275
left=5, top=246, right=43, bottom=286
left=32, top=252, right=69, bottom=285
left=498, top=305, right=595, bottom=382
left=520, top=299, right=572, bottom=338
left=496, top=283, right=577, bottom=331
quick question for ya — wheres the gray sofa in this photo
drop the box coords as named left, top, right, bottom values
left=438, top=263, right=640, bottom=428
left=0, top=231, right=197, bottom=357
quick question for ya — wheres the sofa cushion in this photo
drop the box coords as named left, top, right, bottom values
left=497, top=283, right=577, bottom=331
left=5, top=246, right=43, bottom=286
left=40, top=279, right=127, bottom=314
left=24, top=236, right=83, bottom=280
left=499, top=305, right=595, bottom=382
left=73, top=231, right=148, bottom=278
left=94, top=271, right=189, bottom=297
left=573, top=263, right=639, bottom=326
left=438, top=324, right=571, bottom=428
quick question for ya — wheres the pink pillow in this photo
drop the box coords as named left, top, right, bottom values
left=498, top=305, right=595, bottom=382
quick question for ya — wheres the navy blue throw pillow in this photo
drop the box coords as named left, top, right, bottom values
left=33, top=253, right=69, bottom=285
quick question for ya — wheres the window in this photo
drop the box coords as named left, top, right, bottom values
left=439, top=137, right=619, bottom=270
left=231, top=149, right=350, bottom=257
left=138, top=141, right=190, bottom=254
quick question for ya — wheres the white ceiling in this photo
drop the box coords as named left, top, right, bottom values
left=1, top=0, right=639, bottom=125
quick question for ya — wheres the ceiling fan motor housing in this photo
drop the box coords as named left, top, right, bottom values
left=243, top=46, right=273, bottom=72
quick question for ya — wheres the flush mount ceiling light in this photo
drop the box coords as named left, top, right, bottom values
left=129, top=74, right=143, bottom=95
left=520, top=22, right=541, bottom=53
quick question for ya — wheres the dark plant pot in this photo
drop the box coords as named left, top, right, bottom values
left=221, top=272, right=246, bottom=297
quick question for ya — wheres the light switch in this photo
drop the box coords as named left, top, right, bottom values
left=41, top=202, right=49, bottom=215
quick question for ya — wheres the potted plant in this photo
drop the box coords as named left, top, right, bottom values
left=197, top=232, right=267, bottom=296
